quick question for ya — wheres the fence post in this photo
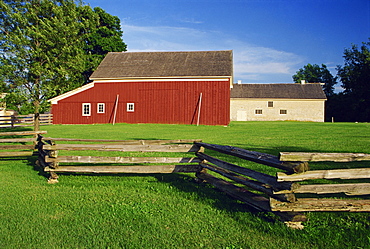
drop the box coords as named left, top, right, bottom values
left=11, top=115, right=15, bottom=128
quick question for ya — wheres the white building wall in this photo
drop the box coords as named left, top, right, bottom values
left=230, top=98, right=325, bottom=122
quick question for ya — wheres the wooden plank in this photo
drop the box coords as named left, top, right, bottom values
left=195, top=142, right=308, bottom=173
left=277, top=168, right=370, bottom=182
left=196, top=152, right=293, bottom=191
left=0, top=115, right=52, bottom=127
left=280, top=152, right=370, bottom=162
left=0, top=131, right=47, bottom=136
left=0, top=138, right=36, bottom=143
left=270, top=198, right=370, bottom=212
left=196, top=171, right=307, bottom=225
left=44, top=164, right=202, bottom=173
left=42, top=143, right=201, bottom=152
left=41, top=138, right=201, bottom=144
left=16, top=114, right=34, bottom=118
left=274, top=183, right=370, bottom=196
left=9, top=124, right=34, bottom=128
left=196, top=171, right=271, bottom=211
left=0, top=145, right=35, bottom=150
left=200, top=162, right=297, bottom=202
left=45, top=156, right=201, bottom=164
left=0, top=151, right=34, bottom=157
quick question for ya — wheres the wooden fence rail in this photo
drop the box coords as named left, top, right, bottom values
left=280, top=152, right=370, bottom=162
left=269, top=152, right=370, bottom=213
left=0, top=114, right=52, bottom=128
left=0, top=131, right=47, bottom=157
left=194, top=142, right=370, bottom=229
left=36, top=136, right=203, bottom=183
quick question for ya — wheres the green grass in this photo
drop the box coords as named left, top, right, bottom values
left=1, top=122, right=369, bottom=248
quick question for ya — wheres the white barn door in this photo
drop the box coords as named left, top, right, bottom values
left=236, top=110, right=247, bottom=121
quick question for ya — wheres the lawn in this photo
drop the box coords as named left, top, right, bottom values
left=1, top=121, right=369, bottom=248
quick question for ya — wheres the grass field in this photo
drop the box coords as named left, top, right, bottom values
left=1, top=121, right=369, bottom=248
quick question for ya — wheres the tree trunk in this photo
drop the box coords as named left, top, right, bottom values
left=34, top=100, right=40, bottom=131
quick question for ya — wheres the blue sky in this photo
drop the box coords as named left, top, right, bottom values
left=85, top=0, right=369, bottom=86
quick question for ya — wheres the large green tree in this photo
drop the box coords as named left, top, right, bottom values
left=0, top=0, right=126, bottom=130
left=292, top=63, right=337, bottom=97
left=0, top=0, right=97, bottom=129
left=337, top=40, right=370, bottom=122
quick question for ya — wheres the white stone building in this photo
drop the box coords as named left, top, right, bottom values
left=230, top=83, right=327, bottom=122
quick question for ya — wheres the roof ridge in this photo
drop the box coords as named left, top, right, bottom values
left=231, top=83, right=326, bottom=99
left=108, top=50, right=232, bottom=54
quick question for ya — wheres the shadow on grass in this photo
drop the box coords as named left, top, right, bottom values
left=151, top=173, right=279, bottom=223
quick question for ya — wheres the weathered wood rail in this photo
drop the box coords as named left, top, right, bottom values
left=0, top=130, right=47, bottom=157
left=280, top=152, right=370, bottom=162
left=270, top=152, right=370, bottom=212
left=36, top=136, right=204, bottom=183
left=194, top=142, right=306, bottom=228
left=194, top=142, right=370, bottom=228
left=0, top=114, right=52, bottom=128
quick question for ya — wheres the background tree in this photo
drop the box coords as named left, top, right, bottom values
left=0, top=0, right=126, bottom=130
left=0, top=80, right=8, bottom=93
left=292, top=63, right=337, bottom=97
left=337, top=40, right=370, bottom=122
left=83, top=7, right=127, bottom=81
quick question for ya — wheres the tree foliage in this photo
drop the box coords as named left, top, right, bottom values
left=83, top=6, right=127, bottom=81
left=292, top=63, right=337, bottom=97
left=336, top=40, right=370, bottom=122
left=0, top=0, right=126, bottom=129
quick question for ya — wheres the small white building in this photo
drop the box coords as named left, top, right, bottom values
left=230, top=83, right=327, bottom=122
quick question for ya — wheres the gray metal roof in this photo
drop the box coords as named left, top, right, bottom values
left=231, top=83, right=327, bottom=99
left=90, top=50, right=233, bottom=79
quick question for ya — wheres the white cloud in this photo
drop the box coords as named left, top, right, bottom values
left=121, top=24, right=304, bottom=83
left=178, top=18, right=203, bottom=24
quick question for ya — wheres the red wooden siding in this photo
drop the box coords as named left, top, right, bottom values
left=51, top=80, right=230, bottom=126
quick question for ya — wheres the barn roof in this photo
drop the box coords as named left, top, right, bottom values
left=231, top=83, right=327, bottom=99
left=90, top=50, right=233, bottom=79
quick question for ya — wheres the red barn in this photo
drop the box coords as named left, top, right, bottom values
left=49, top=50, right=232, bottom=125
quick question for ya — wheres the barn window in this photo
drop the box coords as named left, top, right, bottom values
left=268, top=101, right=273, bottom=107
left=255, top=109, right=262, bottom=115
left=97, top=103, right=105, bottom=113
left=82, top=103, right=91, bottom=116
left=280, top=109, right=287, bottom=114
left=127, top=103, right=134, bottom=112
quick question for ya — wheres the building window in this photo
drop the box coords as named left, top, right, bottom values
left=82, top=103, right=91, bottom=116
left=255, top=109, right=262, bottom=115
left=127, top=103, right=134, bottom=112
left=268, top=101, right=273, bottom=107
left=97, top=103, right=105, bottom=113
left=280, top=109, right=287, bottom=115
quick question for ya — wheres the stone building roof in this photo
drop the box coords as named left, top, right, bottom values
left=230, top=83, right=327, bottom=99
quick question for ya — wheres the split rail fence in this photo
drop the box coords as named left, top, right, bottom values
left=2, top=131, right=369, bottom=229
left=36, top=136, right=204, bottom=184
left=0, top=114, right=52, bottom=128
left=272, top=152, right=370, bottom=212
left=193, top=142, right=370, bottom=228
left=0, top=130, right=47, bottom=157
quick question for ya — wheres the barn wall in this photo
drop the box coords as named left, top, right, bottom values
left=52, top=80, right=230, bottom=126
left=230, top=98, right=325, bottom=122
